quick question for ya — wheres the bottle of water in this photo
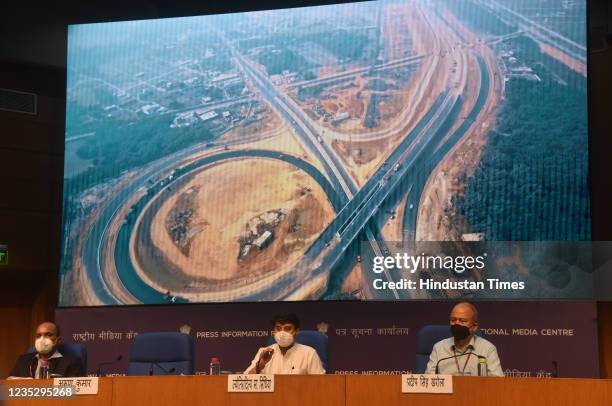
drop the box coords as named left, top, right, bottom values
left=477, top=357, right=488, bottom=376
left=209, top=357, right=221, bottom=375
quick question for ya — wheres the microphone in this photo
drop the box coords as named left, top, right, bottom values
left=96, top=355, right=123, bottom=377
left=434, top=345, right=484, bottom=374
left=552, top=361, right=559, bottom=378
left=148, top=362, right=176, bottom=376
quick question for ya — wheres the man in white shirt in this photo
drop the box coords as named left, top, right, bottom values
left=426, top=302, right=503, bottom=376
left=245, top=312, right=325, bottom=375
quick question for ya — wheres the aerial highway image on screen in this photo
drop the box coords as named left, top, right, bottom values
left=60, top=0, right=589, bottom=305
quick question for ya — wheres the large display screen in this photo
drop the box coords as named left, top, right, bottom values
left=60, top=0, right=589, bottom=306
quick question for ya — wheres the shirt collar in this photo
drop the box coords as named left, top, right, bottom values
left=274, top=342, right=298, bottom=355
left=451, top=335, right=477, bottom=353
left=35, top=350, right=63, bottom=360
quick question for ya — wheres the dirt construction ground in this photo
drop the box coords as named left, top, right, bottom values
left=141, top=158, right=335, bottom=285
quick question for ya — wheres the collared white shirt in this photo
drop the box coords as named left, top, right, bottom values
left=245, top=343, right=325, bottom=375
left=425, top=335, right=504, bottom=377
left=35, top=350, right=63, bottom=378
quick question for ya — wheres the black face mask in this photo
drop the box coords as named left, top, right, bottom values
left=450, top=324, right=471, bottom=341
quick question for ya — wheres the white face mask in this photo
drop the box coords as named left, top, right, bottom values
left=274, top=331, right=295, bottom=348
left=35, top=337, right=55, bottom=355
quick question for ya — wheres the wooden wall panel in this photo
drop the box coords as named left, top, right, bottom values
left=0, top=210, right=53, bottom=271
left=0, top=62, right=63, bottom=378
left=0, top=179, right=60, bottom=212
left=0, top=274, right=42, bottom=377
left=598, top=302, right=612, bottom=378
left=0, top=109, right=64, bottom=154
left=0, top=149, right=62, bottom=183
left=0, top=305, right=33, bottom=377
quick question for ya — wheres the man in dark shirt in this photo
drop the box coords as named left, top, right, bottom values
left=9, top=321, right=84, bottom=378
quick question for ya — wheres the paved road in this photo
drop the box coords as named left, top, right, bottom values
left=403, top=55, right=490, bottom=239
left=89, top=149, right=342, bottom=304
left=81, top=14, right=492, bottom=304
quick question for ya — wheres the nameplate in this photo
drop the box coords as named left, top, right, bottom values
left=227, top=374, right=274, bottom=392
left=53, top=377, right=99, bottom=395
left=401, top=374, right=453, bottom=394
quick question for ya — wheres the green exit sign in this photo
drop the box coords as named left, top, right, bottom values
left=0, top=245, right=7, bottom=265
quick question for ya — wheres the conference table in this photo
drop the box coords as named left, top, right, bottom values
left=2, top=375, right=611, bottom=405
